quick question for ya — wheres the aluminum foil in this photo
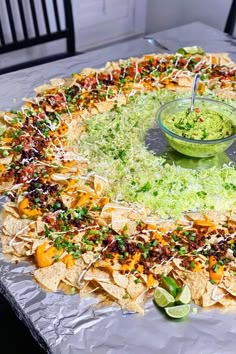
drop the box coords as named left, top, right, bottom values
left=0, top=129, right=235, bottom=354
left=1, top=248, right=236, bottom=354
left=0, top=23, right=236, bottom=354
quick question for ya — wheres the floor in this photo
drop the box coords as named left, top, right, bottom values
left=0, top=294, right=46, bottom=354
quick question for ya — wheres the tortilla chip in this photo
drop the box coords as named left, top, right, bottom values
left=81, top=251, right=98, bottom=265
left=100, top=203, right=130, bottom=219
left=80, top=281, right=100, bottom=297
left=111, top=215, right=137, bottom=235
left=178, top=76, right=193, bottom=87
left=177, top=271, right=208, bottom=302
left=1, top=234, right=14, bottom=253
left=105, top=61, right=120, bottom=71
left=218, top=294, right=236, bottom=307
left=80, top=109, right=90, bottom=119
left=58, top=280, right=77, bottom=294
left=51, top=173, right=72, bottom=182
left=63, top=77, right=77, bottom=88
left=204, top=211, right=227, bottom=224
left=2, top=202, right=20, bottom=218
left=50, top=78, right=65, bottom=87
left=84, top=268, right=112, bottom=283
left=36, top=219, right=46, bottom=234
left=93, top=175, right=109, bottom=196
left=60, top=192, right=75, bottom=208
left=219, top=276, right=236, bottom=296
left=213, top=89, right=236, bottom=100
left=3, top=215, right=31, bottom=236
left=33, top=262, right=66, bottom=292
left=115, top=93, right=127, bottom=105
left=205, top=53, right=232, bottom=66
left=98, top=281, right=126, bottom=300
left=152, top=262, right=173, bottom=276
left=0, top=180, right=14, bottom=193
left=62, top=149, right=88, bottom=163
left=0, top=155, right=13, bottom=165
left=101, top=203, right=147, bottom=223
left=31, top=239, right=47, bottom=254
left=80, top=68, right=100, bottom=76
left=95, top=101, right=115, bottom=113
left=201, top=291, right=215, bottom=307
left=34, top=84, right=53, bottom=94
left=119, top=299, right=145, bottom=315
left=112, top=271, right=129, bottom=288
left=185, top=212, right=204, bottom=221
left=227, top=211, right=236, bottom=222
left=13, top=241, right=30, bottom=256
left=64, top=258, right=87, bottom=286
left=201, top=283, right=227, bottom=307
left=95, top=259, right=121, bottom=271
left=90, top=106, right=99, bottom=115
left=127, top=276, right=147, bottom=299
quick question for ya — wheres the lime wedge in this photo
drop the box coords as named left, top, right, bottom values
left=154, top=287, right=175, bottom=308
left=165, top=304, right=191, bottom=319
left=177, top=46, right=205, bottom=55
left=175, top=285, right=191, bottom=305
left=160, top=275, right=179, bottom=298
left=184, top=46, right=204, bottom=54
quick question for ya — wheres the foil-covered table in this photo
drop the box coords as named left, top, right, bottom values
left=0, top=22, right=236, bottom=354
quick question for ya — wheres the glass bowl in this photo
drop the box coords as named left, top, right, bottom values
left=157, top=97, right=236, bottom=158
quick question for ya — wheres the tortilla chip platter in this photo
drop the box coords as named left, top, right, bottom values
left=0, top=49, right=236, bottom=349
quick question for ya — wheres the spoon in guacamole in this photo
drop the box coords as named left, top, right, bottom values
left=188, top=72, right=200, bottom=115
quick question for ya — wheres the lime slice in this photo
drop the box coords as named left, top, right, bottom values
left=177, top=46, right=205, bottom=55
left=165, top=304, right=191, bottom=319
left=160, top=275, right=179, bottom=298
left=184, top=46, right=204, bottom=54
left=154, top=287, right=175, bottom=308
left=175, top=285, right=191, bottom=305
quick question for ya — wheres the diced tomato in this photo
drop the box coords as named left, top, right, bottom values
left=83, top=77, right=97, bottom=89
left=152, top=58, right=159, bottom=67
left=46, top=93, right=66, bottom=106
left=177, top=58, right=187, bottom=68
left=19, top=165, right=36, bottom=182
left=112, top=69, right=121, bottom=80
left=44, top=213, right=57, bottom=225
left=38, top=113, right=46, bottom=119
left=16, top=135, right=33, bottom=152
left=107, top=234, right=115, bottom=244
left=98, top=73, right=110, bottom=81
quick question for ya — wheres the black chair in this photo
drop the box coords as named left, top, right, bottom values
left=0, top=0, right=78, bottom=74
left=224, top=0, right=236, bottom=36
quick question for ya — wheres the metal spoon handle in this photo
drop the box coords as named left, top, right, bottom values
left=144, top=37, right=169, bottom=51
left=190, top=73, right=200, bottom=113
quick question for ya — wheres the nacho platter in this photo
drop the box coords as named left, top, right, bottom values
left=0, top=49, right=236, bottom=352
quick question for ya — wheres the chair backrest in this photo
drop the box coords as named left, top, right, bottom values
left=0, top=0, right=75, bottom=55
left=224, top=0, right=236, bottom=36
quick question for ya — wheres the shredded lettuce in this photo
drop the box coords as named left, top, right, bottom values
left=78, top=90, right=236, bottom=218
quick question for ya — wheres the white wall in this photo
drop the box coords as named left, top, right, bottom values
left=0, top=0, right=234, bottom=70
left=146, top=0, right=232, bottom=34
left=72, top=0, right=146, bottom=51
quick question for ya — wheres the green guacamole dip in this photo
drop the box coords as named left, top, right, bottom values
left=164, top=107, right=235, bottom=140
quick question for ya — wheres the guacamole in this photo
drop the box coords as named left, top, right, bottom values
left=164, top=107, right=235, bottom=140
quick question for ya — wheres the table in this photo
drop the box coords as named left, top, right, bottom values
left=1, top=22, right=235, bottom=112
left=145, top=21, right=236, bottom=61
left=0, top=22, right=235, bottom=354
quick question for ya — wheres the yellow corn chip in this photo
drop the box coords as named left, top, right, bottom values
left=33, top=262, right=66, bottom=292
